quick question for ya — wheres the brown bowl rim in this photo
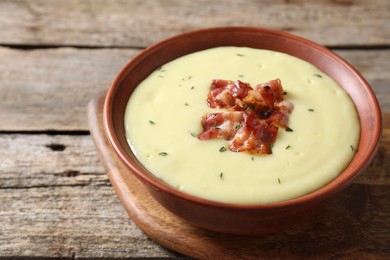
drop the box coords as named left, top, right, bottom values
left=104, top=26, right=382, bottom=210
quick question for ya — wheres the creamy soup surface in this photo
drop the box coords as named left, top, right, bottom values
left=124, top=47, right=360, bottom=204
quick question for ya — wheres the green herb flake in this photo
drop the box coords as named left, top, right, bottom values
left=158, top=152, right=168, bottom=156
left=158, top=75, right=164, bottom=78
left=220, top=172, right=224, bottom=179
left=278, top=178, right=281, bottom=184
left=247, top=104, right=255, bottom=110
left=350, top=145, right=355, bottom=151
left=286, top=145, right=291, bottom=149
left=148, top=120, right=156, bottom=125
left=308, top=108, right=315, bottom=112
left=219, top=146, right=227, bottom=152
left=238, top=75, right=244, bottom=78
left=235, top=123, right=241, bottom=129
left=236, top=53, right=244, bottom=57
left=212, top=122, right=221, bottom=130
left=283, top=91, right=288, bottom=95
left=190, top=132, right=196, bottom=137
left=191, top=86, right=195, bottom=90
left=285, top=127, right=294, bottom=132
left=188, top=76, right=192, bottom=80
left=251, top=157, right=255, bottom=161
left=184, top=102, right=190, bottom=106
left=313, top=73, right=323, bottom=78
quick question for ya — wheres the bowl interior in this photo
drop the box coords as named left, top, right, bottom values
left=104, top=27, right=381, bottom=208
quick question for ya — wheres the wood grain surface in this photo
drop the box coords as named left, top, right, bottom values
left=0, top=0, right=388, bottom=47
left=0, top=0, right=389, bottom=258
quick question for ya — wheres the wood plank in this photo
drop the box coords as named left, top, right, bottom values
left=0, top=47, right=139, bottom=131
left=0, top=186, right=179, bottom=258
left=0, top=126, right=388, bottom=258
left=0, top=0, right=388, bottom=47
left=0, top=47, right=389, bottom=131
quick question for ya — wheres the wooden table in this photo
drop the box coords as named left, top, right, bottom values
left=1, top=1, right=389, bottom=259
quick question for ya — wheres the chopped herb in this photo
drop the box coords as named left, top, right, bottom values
left=220, top=172, right=224, bottom=179
left=286, top=145, right=291, bottom=149
left=313, top=73, right=323, bottom=78
left=212, top=122, right=221, bottom=130
left=219, top=146, right=227, bottom=152
left=247, top=104, right=255, bottom=110
left=149, top=120, right=156, bottom=125
left=236, top=53, right=244, bottom=57
left=158, top=152, right=168, bottom=156
left=158, top=75, right=164, bottom=78
left=188, top=76, right=192, bottom=80
left=350, top=145, right=354, bottom=151
left=238, top=75, right=244, bottom=78
left=283, top=91, right=288, bottom=95
left=191, top=86, right=195, bottom=90
left=190, top=132, right=196, bottom=137
left=251, top=157, right=255, bottom=161
left=235, top=123, right=241, bottom=129
left=308, top=108, right=315, bottom=112
left=184, top=102, right=190, bottom=106
left=285, top=127, right=294, bottom=132
left=278, top=178, right=281, bottom=184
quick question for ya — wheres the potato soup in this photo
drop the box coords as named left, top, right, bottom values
left=124, top=47, right=360, bottom=204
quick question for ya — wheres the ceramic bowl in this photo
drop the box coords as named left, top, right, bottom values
left=103, top=27, right=381, bottom=235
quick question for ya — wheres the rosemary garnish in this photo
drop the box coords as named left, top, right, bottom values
left=190, top=132, right=196, bottom=137
left=313, top=73, right=323, bottom=78
left=149, top=120, right=156, bottom=125
left=236, top=53, right=244, bottom=57
left=308, top=108, right=315, bottom=112
left=278, top=178, right=281, bottom=184
left=184, top=102, right=190, bottom=106
left=350, top=145, right=354, bottom=151
left=285, top=127, right=294, bottom=132
left=220, top=172, right=224, bottom=179
left=191, top=86, right=195, bottom=90
left=158, top=152, right=168, bottom=156
left=219, top=146, right=227, bottom=152
left=286, top=145, right=291, bottom=149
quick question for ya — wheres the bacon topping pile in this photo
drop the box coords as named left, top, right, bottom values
left=198, top=79, right=293, bottom=155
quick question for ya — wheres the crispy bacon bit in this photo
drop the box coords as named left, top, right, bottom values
left=198, top=111, right=244, bottom=140
left=207, top=80, right=253, bottom=108
left=198, top=78, right=294, bottom=155
left=230, top=113, right=278, bottom=154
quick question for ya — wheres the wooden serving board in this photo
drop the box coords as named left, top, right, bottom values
left=88, top=92, right=390, bottom=259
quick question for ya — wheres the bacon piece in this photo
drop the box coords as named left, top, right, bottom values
left=266, top=100, right=294, bottom=128
left=207, top=80, right=252, bottom=108
left=198, top=111, right=244, bottom=140
left=242, top=79, right=285, bottom=118
left=199, top=78, right=293, bottom=155
left=230, top=112, right=278, bottom=154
